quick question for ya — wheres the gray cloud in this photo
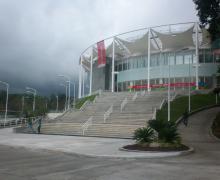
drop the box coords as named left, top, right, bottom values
left=0, top=0, right=198, bottom=95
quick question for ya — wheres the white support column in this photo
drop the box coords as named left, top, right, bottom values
left=168, top=53, right=171, bottom=121
left=147, top=28, right=151, bottom=92
left=78, top=56, right=82, bottom=98
left=89, top=47, right=93, bottom=95
left=141, top=80, right=143, bottom=92
left=4, top=84, right=9, bottom=127
left=188, top=61, right=191, bottom=112
left=68, top=80, right=70, bottom=109
left=82, top=69, right=85, bottom=97
left=111, top=37, right=115, bottom=92
left=195, top=22, right=199, bottom=90
left=174, top=77, right=176, bottom=91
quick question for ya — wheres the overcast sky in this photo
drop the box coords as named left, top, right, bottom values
left=0, top=0, right=198, bottom=95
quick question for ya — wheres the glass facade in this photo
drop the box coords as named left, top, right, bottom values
left=114, top=49, right=219, bottom=92
left=115, top=49, right=217, bottom=72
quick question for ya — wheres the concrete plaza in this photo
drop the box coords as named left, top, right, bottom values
left=0, top=107, right=219, bottom=179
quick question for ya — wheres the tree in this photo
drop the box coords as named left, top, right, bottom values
left=193, top=0, right=220, bottom=41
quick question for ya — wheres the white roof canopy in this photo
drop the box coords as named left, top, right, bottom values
left=81, top=24, right=211, bottom=66
left=152, top=26, right=195, bottom=51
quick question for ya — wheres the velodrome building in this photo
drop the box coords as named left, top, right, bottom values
left=78, top=22, right=220, bottom=98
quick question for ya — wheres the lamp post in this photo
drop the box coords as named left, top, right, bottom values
left=25, top=87, right=37, bottom=112
left=58, top=75, right=70, bottom=110
left=188, top=57, right=191, bottom=112
left=21, top=96, right=24, bottom=114
left=70, top=81, right=76, bottom=107
left=168, top=54, right=171, bottom=121
left=60, top=83, right=67, bottom=111
left=0, top=81, right=9, bottom=127
left=56, top=95, right=58, bottom=112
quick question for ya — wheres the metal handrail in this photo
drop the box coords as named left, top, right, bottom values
left=121, top=97, right=128, bottom=112
left=104, top=105, right=113, bottom=123
left=152, top=107, right=157, bottom=120
left=132, top=92, right=138, bottom=101
left=141, top=90, right=146, bottom=96
left=0, top=116, right=42, bottom=128
left=92, top=89, right=102, bottom=96
left=80, top=90, right=102, bottom=110
left=171, top=92, right=177, bottom=101
left=80, top=100, right=90, bottom=111
left=159, top=99, right=166, bottom=109
left=82, top=116, right=93, bottom=135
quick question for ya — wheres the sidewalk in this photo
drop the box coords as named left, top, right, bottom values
left=0, top=128, right=187, bottom=158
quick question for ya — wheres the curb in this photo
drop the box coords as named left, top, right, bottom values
left=118, top=147, right=194, bottom=158
left=209, top=121, right=220, bottom=142
left=209, top=128, right=220, bottom=142
left=176, top=104, right=220, bottom=125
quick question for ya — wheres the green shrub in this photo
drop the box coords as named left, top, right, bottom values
left=75, top=94, right=97, bottom=109
left=148, top=119, right=180, bottom=144
left=156, top=94, right=217, bottom=122
left=133, top=127, right=154, bottom=144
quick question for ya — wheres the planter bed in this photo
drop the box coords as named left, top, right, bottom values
left=123, top=144, right=189, bottom=152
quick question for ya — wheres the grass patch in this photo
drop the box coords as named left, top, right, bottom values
left=157, top=94, right=219, bottom=122
left=212, top=112, right=220, bottom=139
left=75, top=94, right=97, bottom=109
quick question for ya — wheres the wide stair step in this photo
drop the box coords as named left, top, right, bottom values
left=40, top=91, right=167, bottom=138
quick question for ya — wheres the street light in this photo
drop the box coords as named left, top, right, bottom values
left=188, top=57, right=191, bottom=113
left=58, top=75, right=71, bottom=110
left=56, top=95, right=58, bottom=112
left=70, top=81, right=76, bottom=107
left=60, top=83, right=67, bottom=111
left=168, top=54, right=171, bottom=121
left=25, top=86, right=37, bottom=112
left=21, top=96, right=31, bottom=115
left=0, top=81, right=9, bottom=127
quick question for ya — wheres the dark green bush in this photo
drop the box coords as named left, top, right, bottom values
left=75, top=94, right=97, bottom=109
left=133, top=127, right=154, bottom=143
left=148, top=119, right=180, bottom=144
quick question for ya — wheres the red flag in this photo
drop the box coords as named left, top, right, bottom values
left=97, top=40, right=106, bottom=68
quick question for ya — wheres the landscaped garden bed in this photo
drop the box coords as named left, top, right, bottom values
left=123, top=93, right=219, bottom=153
left=123, top=144, right=189, bottom=152
left=157, top=93, right=218, bottom=122
left=75, top=94, right=97, bottom=109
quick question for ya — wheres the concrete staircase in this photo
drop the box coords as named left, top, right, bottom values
left=41, top=91, right=167, bottom=138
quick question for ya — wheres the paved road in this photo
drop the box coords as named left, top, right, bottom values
left=0, top=107, right=220, bottom=180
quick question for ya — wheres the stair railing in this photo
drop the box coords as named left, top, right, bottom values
left=120, top=97, right=128, bottom=112
left=171, top=92, right=177, bottom=101
left=141, top=90, right=146, bottom=96
left=82, top=116, right=93, bottom=136
left=159, top=99, right=166, bottom=110
left=132, top=92, right=138, bottom=101
left=152, top=107, right=157, bottom=120
left=0, top=116, right=42, bottom=128
left=104, top=105, right=113, bottom=123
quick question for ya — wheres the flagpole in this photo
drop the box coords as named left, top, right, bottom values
left=112, top=37, right=115, bottom=92
left=195, top=22, right=199, bottom=90
left=89, top=47, right=93, bottom=95
left=82, top=68, right=85, bottom=97
left=147, top=28, right=151, bottom=92
left=168, top=53, right=171, bottom=121
left=78, top=56, right=82, bottom=98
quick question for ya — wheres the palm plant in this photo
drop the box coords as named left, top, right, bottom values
left=148, top=119, right=180, bottom=144
left=133, top=127, right=154, bottom=144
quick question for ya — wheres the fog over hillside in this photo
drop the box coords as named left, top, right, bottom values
left=0, top=0, right=197, bottom=96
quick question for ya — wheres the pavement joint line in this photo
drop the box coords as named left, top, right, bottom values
left=0, top=107, right=219, bottom=159
left=0, top=128, right=195, bottom=159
